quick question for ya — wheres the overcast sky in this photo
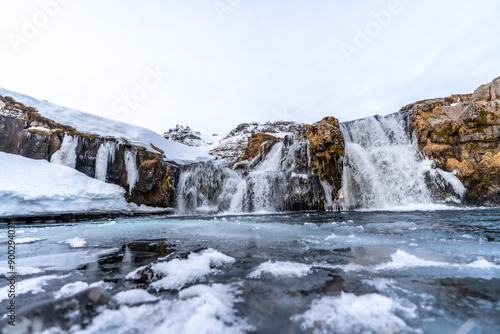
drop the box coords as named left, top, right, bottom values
left=1, top=0, right=499, bottom=135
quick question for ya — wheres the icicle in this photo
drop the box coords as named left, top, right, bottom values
left=51, top=135, right=78, bottom=168
left=124, top=149, right=138, bottom=194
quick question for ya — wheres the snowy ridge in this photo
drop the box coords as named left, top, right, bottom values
left=0, top=87, right=212, bottom=164
left=163, top=125, right=221, bottom=151
left=209, top=120, right=304, bottom=158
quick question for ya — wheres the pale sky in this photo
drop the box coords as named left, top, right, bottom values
left=1, top=0, right=499, bottom=136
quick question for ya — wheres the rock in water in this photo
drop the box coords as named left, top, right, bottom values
left=0, top=288, right=110, bottom=333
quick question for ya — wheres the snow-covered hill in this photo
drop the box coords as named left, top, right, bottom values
left=0, top=87, right=212, bottom=164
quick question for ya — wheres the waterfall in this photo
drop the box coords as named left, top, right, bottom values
left=337, top=114, right=465, bottom=210
left=176, top=135, right=325, bottom=214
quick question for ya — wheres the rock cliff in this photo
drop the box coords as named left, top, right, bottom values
left=0, top=94, right=178, bottom=208
left=405, top=77, right=500, bottom=205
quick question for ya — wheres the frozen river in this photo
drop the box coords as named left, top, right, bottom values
left=1, top=209, right=499, bottom=333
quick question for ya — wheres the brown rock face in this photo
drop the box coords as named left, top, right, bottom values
left=0, top=94, right=178, bottom=208
left=302, top=116, right=345, bottom=197
left=234, top=133, right=282, bottom=168
left=407, top=77, right=500, bottom=205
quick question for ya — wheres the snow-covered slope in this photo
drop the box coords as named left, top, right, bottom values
left=163, top=125, right=221, bottom=151
left=0, top=152, right=134, bottom=217
left=210, top=121, right=304, bottom=158
left=0, top=87, right=212, bottom=164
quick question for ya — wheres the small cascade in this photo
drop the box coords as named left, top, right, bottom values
left=176, top=135, right=326, bottom=214
left=337, top=114, right=465, bottom=210
left=51, top=135, right=78, bottom=168
left=95, top=141, right=116, bottom=182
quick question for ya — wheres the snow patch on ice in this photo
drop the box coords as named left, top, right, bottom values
left=59, top=237, right=86, bottom=248
left=0, top=275, right=66, bottom=302
left=15, top=237, right=45, bottom=244
left=142, top=249, right=235, bottom=291
left=0, top=267, right=42, bottom=277
left=53, top=280, right=113, bottom=299
left=248, top=261, right=312, bottom=278
left=75, top=284, right=253, bottom=334
left=113, top=289, right=159, bottom=305
left=293, top=292, right=417, bottom=334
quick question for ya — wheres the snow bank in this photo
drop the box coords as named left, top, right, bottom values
left=0, top=152, right=130, bottom=217
left=0, top=87, right=212, bottom=164
left=77, top=284, right=253, bottom=334
left=248, top=260, right=312, bottom=278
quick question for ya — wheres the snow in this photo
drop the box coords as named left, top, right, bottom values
left=53, top=281, right=113, bottom=299
left=248, top=261, right=312, bottom=278
left=0, top=275, right=66, bottom=302
left=293, top=292, right=417, bottom=334
left=0, top=87, right=212, bottom=164
left=0, top=152, right=131, bottom=217
left=127, top=248, right=235, bottom=291
left=59, top=237, right=87, bottom=248
left=15, top=237, right=45, bottom=244
left=113, top=289, right=159, bottom=305
left=0, top=267, right=43, bottom=277
left=76, top=284, right=253, bottom=334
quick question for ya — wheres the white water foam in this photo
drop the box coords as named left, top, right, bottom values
left=338, top=115, right=465, bottom=210
left=248, top=261, right=312, bottom=278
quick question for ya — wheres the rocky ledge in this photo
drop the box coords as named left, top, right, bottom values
left=0, top=94, right=178, bottom=208
left=404, top=76, right=500, bottom=205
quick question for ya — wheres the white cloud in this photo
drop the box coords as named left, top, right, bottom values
left=1, top=0, right=499, bottom=135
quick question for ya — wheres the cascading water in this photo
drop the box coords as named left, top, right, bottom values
left=337, top=114, right=465, bottom=210
left=176, top=135, right=326, bottom=214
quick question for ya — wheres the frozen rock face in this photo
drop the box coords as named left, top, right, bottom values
left=407, top=76, right=500, bottom=205
left=301, top=117, right=345, bottom=200
left=177, top=118, right=345, bottom=213
left=210, top=121, right=304, bottom=159
left=163, top=125, right=219, bottom=148
left=0, top=94, right=178, bottom=208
